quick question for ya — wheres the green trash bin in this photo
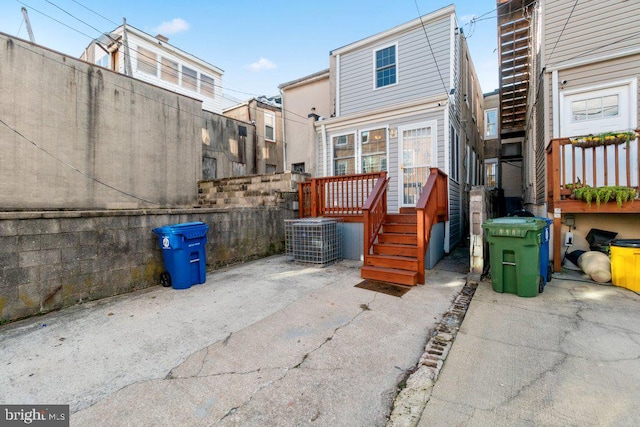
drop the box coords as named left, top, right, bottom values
left=482, top=218, right=547, bottom=297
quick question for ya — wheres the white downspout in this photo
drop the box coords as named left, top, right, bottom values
left=335, top=54, right=341, bottom=117
left=321, top=123, right=328, bottom=177
left=552, top=70, right=560, bottom=138
left=279, top=88, right=287, bottom=171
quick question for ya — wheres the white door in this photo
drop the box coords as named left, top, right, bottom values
left=398, top=122, right=437, bottom=207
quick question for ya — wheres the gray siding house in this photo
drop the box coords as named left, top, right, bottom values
left=313, top=5, right=484, bottom=252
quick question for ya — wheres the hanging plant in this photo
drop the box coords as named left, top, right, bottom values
left=570, top=130, right=638, bottom=148
left=573, top=186, right=637, bottom=208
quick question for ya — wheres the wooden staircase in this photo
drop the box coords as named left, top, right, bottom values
left=361, top=208, right=420, bottom=286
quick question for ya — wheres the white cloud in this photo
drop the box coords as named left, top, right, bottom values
left=247, top=57, right=277, bottom=72
left=154, top=18, right=190, bottom=35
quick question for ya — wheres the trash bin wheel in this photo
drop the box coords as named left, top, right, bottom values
left=547, top=265, right=553, bottom=283
left=160, top=272, right=172, bottom=288
left=538, top=276, right=545, bottom=293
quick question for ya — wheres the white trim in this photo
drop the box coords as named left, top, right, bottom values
left=552, top=70, right=560, bottom=138
left=484, top=157, right=498, bottom=188
left=397, top=121, right=438, bottom=207
left=321, top=123, right=328, bottom=176
left=372, top=42, right=399, bottom=91
left=264, top=112, right=276, bottom=142
left=558, top=77, right=638, bottom=136
left=449, top=14, right=456, bottom=91
left=315, top=95, right=447, bottom=130
left=484, top=107, right=498, bottom=138
left=331, top=5, right=454, bottom=56
left=335, top=54, right=341, bottom=117
left=546, top=47, right=640, bottom=73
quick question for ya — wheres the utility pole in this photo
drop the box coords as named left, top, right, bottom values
left=122, top=17, right=133, bottom=76
left=21, top=7, right=35, bottom=43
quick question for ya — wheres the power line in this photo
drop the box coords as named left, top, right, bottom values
left=546, top=0, right=578, bottom=63
left=548, top=29, right=640, bottom=68
left=413, top=0, right=449, bottom=96
left=17, top=0, right=96, bottom=40
left=0, top=117, right=162, bottom=206
left=44, top=0, right=117, bottom=44
left=71, top=0, right=118, bottom=26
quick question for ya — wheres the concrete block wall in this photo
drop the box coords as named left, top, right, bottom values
left=198, top=172, right=307, bottom=209
left=0, top=207, right=296, bottom=323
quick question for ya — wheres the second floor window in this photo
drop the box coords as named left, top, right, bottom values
left=201, top=74, right=215, bottom=98
left=264, top=113, right=275, bottom=141
left=161, top=57, right=178, bottom=84
left=485, top=108, right=498, bottom=138
left=375, top=45, right=396, bottom=88
left=182, top=66, right=198, bottom=91
left=137, top=47, right=157, bottom=76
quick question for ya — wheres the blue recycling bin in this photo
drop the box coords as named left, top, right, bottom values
left=538, top=218, right=553, bottom=289
left=153, top=222, right=209, bottom=289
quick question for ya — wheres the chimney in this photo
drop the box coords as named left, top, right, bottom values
left=156, top=34, right=169, bottom=43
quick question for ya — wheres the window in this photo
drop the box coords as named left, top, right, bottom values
left=95, top=54, right=109, bottom=68
left=485, top=158, right=498, bottom=188
left=292, top=163, right=305, bottom=173
left=361, top=129, right=387, bottom=173
left=264, top=113, right=275, bottom=141
left=266, top=164, right=277, bottom=174
left=571, top=95, right=619, bottom=122
left=485, top=108, right=498, bottom=138
left=375, top=45, right=396, bottom=88
left=182, top=66, right=198, bottom=91
left=450, top=126, right=459, bottom=182
left=201, top=74, right=215, bottom=98
left=161, top=57, right=178, bottom=84
left=137, top=47, right=157, bottom=75
left=333, top=134, right=355, bottom=175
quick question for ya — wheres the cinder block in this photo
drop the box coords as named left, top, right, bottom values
left=0, top=236, right=18, bottom=253
left=0, top=220, right=18, bottom=236
left=18, top=219, right=60, bottom=235
left=19, top=249, right=61, bottom=268
left=59, top=217, right=95, bottom=233
left=61, top=246, right=98, bottom=263
left=0, top=253, right=19, bottom=270
left=97, top=216, right=130, bottom=230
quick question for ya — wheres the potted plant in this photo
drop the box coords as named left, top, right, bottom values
left=573, top=185, right=637, bottom=208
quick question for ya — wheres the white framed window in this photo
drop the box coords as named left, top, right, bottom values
left=560, top=79, right=636, bottom=137
left=182, top=66, right=198, bottom=91
left=95, top=54, right=109, bottom=68
left=450, top=125, right=459, bottom=182
left=485, top=108, right=498, bottom=138
left=374, top=44, right=397, bottom=89
left=332, top=134, right=355, bottom=175
left=201, top=74, right=215, bottom=98
left=485, top=158, right=498, bottom=188
left=264, top=113, right=275, bottom=141
left=361, top=128, right=387, bottom=173
left=136, top=46, right=157, bottom=76
left=160, top=57, right=178, bottom=84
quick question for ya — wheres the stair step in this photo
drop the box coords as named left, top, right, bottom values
left=399, top=207, right=417, bottom=214
left=385, top=214, right=417, bottom=224
left=383, top=223, right=416, bottom=234
left=373, top=243, right=418, bottom=257
left=378, top=233, right=417, bottom=245
left=366, top=254, right=418, bottom=270
left=361, top=266, right=418, bottom=286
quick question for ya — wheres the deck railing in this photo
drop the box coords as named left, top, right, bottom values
left=546, top=137, right=639, bottom=211
left=298, top=172, right=387, bottom=221
left=416, top=168, right=449, bottom=283
left=362, top=174, right=390, bottom=266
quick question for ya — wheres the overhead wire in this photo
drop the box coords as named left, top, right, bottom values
left=413, top=0, right=449, bottom=96
left=0, top=117, right=162, bottom=206
left=546, top=0, right=578, bottom=63
left=71, top=0, right=118, bottom=26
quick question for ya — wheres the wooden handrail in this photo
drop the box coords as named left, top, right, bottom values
left=416, top=168, right=449, bottom=283
left=362, top=174, right=390, bottom=266
left=298, top=172, right=386, bottom=221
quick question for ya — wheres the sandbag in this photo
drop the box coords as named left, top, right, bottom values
left=578, top=251, right=612, bottom=283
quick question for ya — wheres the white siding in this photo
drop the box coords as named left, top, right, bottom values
left=337, top=16, right=451, bottom=116
left=126, top=33, right=223, bottom=114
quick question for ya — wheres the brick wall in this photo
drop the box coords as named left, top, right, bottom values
left=0, top=207, right=295, bottom=323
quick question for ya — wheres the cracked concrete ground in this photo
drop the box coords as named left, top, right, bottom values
left=418, top=276, right=640, bottom=426
left=0, top=254, right=466, bottom=426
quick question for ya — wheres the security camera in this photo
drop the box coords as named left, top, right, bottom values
left=561, top=80, right=568, bottom=85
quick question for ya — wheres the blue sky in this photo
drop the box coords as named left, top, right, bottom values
left=0, top=0, right=499, bottom=102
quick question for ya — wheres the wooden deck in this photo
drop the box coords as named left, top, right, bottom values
left=546, top=137, right=640, bottom=271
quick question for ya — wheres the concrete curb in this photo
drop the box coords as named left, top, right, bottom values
left=387, top=280, right=478, bottom=426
